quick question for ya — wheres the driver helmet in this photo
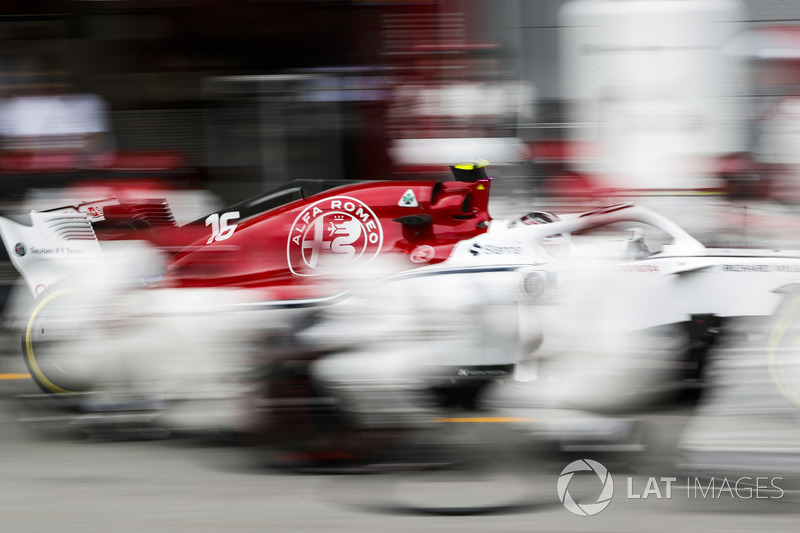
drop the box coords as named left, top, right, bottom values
left=516, top=210, right=571, bottom=258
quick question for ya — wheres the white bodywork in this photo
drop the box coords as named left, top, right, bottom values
left=0, top=209, right=104, bottom=298
left=441, top=203, right=800, bottom=330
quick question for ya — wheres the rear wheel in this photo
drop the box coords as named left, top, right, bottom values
left=23, top=286, right=95, bottom=395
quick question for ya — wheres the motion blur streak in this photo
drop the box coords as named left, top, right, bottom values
left=16, top=249, right=270, bottom=432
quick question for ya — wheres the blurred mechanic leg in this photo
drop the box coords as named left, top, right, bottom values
left=310, top=345, right=437, bottom=428
left=310, top=302, right=532, bottom=428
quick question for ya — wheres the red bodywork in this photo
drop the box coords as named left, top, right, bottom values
left=159, top=178, right=492, bottom=296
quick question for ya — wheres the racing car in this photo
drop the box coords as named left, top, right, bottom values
left=6, top=163, right=800, bottom=462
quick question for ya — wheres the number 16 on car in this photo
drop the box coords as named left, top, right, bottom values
left=206, top=211, right=240, bottom=244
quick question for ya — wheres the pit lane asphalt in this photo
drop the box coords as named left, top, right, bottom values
left=1, top=328, right=800, bottom=532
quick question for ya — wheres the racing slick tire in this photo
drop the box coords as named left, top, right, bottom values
left=767, top=291, right=800, bottom=409
left=22, top=284, right=98, bottom=396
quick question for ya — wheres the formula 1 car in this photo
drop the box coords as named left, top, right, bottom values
left=6, top=163, right=800, bottom=459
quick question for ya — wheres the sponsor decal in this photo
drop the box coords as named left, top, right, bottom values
left=469, top=242, right=523, bottom=257
left=287, top=196, right=384, bottom=276
left=398, top=189, right=418, bottom=207
left=714, top=263, right=800, bottom=272
left=27, top=247, right=86, bottom=256
left=456, top=368, right=508, bottom=377
left=613, top=264, right=660, bottom=273
left=14, top=242, right=26, bottom=257
left=722, top=264, right=771, bottom=272
left=715, top=264, right=800, bottom=273
left=410, top=244, right=435, bottom=264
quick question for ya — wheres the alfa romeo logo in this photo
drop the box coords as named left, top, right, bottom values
left=287, top=196, right=384, bottom=276
left=557, top=459, right=614, bottom=516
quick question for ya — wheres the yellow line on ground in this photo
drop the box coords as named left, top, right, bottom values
left=0, top=373, right=32, bottom=380
left=432, top=417, right=536, bottom=423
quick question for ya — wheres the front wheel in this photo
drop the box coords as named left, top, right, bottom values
left=768, top=292, right=800, bottom=409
